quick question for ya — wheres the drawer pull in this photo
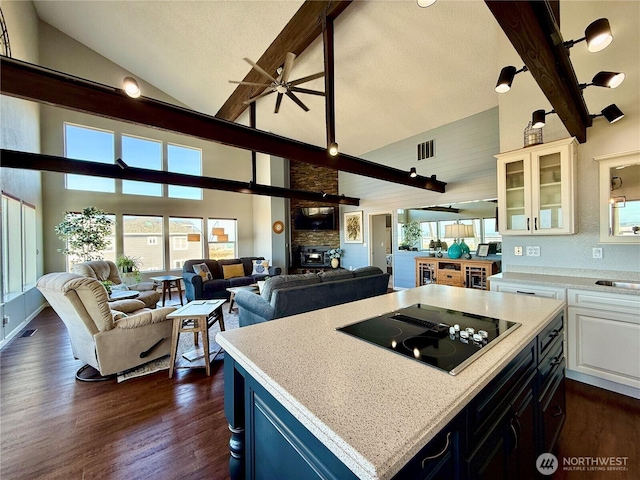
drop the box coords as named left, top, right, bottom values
left=549, top=329, right=560, bottom=339
left=510, top=417, right=520, bottom=451
left=552, top=405, right=564, bottom=418
left=421, top=432, right=451, bottom=468
left=550, top=356, right=562, bottom=367
left=516, top=290, right=536, bottom=295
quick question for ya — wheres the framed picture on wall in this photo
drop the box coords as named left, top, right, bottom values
left=476, top=243, right=490, bottom=257
left=344, top=211, right=363, bottom=243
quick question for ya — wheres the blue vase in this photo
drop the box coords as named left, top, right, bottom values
left=447, top=241, right=462, bottom=259
left=459, top=239, right=470, bottom=255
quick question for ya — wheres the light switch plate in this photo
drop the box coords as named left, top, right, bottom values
left=593, top=248, right=603, bottom=259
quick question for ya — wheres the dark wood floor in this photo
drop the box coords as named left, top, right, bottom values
left=2, top=307, right=639, bottom=479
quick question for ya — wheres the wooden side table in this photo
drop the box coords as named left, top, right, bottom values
left=166, top=299, right=226, bottom=378
left=150, top=275, right=184, bottom=307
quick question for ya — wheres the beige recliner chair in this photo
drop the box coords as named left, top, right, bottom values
left=37, top=272, right=176, bottom=380
left=71, top=260, right=161, bottom=309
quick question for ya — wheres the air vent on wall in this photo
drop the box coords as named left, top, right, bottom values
left=417, top=139, right=435, bottom=161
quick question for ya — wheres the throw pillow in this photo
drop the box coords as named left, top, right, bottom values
left=251, top=259, right=270, bottom=275
left=222, top=263, right=245, bottom=279
left=193, top=263, right=213, bottom=281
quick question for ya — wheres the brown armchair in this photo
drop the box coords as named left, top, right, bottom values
left=71, top=260, right=161, bottom=309
left=36, top=272, right=175, bottom=380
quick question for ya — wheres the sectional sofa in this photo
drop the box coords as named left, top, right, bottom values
left=234, top=266, right=390, bottom=327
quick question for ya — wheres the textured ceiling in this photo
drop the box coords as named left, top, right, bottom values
left=33, top=0, right=502, bottom=156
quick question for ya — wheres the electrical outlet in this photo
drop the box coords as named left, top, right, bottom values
left=2, top=315, right=9, bottom=326
left=514, top=246, right=523, bottom=256
left=526, top=246, right=540, bottom=257
left=593, top=247, right=603, bottom=259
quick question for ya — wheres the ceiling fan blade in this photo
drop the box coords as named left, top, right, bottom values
left=243, top=57, right=278, bottom=83
left=289, top=72, right=324, bottom=86
left=289, top=87, right=325, bottom=97
left=285, top=91, right=309, bottom=112
left=229, top=80, right=271, bottom=87
left=274, top=93, right=284, bottom=114
left=243, top=89, right=275, bottom=105
left=281, top=52, right=296, bottom=84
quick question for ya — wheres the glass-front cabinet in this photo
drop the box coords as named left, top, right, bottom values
left=496, top=137, right=578, bottom=235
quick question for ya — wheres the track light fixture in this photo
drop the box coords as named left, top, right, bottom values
left=115, top=158, right=128, bottom=169
left=495, top=65, right=528, bottom=93
left=531, top=109, right=556, bottom=129
left=123, top=76, right=141, bottom=98
left=579, top=71, right=625, bottom=90
left=591, top=104, right=625, bottom=124
left=409, top=167, right=417, bottom=178
left=563, top=18, right=613, bottom=53
left=328, top=142, right=339, bottom=157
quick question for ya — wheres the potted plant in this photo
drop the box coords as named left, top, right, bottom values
left=54, top=206, right=115, bottom=263
left=401, top=221, right=421, bottom=251
left=116, top=254, right=142, bottom=282
left=328, top=248, right=344, bottom=268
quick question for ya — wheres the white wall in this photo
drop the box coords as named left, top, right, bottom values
left=496, top=0, right=640, bottom=275
left=37, top=21, right=259, bottom=275
left=0, top=0, right=46, bottom=345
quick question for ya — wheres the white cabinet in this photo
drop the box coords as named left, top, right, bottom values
left=567, top=289, right=640, bottom=391
left=490, top=280, right=566, bottom=300
left=496, top=137, right=577, bottom=235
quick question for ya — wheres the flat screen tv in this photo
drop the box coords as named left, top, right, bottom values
left=293, top=207, right=336, bottom=230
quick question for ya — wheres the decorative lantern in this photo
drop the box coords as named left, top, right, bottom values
left=523, top=121, right=543, bottom=147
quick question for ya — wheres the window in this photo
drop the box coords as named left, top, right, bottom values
left=169, top=217, right=203, bottom=269
left=64, top=124, right=115, bottom=193
left=2, top=194, right=38, bottom=299
left=168, top=144, right=202, bottom=200
left=122, top=135, right=162, bottom=197
left=123, top=215, right=163, bottom=271
left=419, top=221, right=438, bottom=250
left=208, top=218, right=237, bottom=260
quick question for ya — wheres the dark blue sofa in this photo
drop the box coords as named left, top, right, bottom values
left=234, top=266, right=390, bottom=327
left=182, top=257, right=281, bottom=301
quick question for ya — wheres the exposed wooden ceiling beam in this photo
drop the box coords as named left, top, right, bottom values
left=216, top=1, right=352, bottom=122
left=0, top=57, right=446, bottom=193
left=485, top=0, right=591, bottom=143
left=0, top=149, right=360, bottom=205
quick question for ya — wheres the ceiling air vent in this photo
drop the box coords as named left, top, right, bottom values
left=417, top=139, right=435, bottom=161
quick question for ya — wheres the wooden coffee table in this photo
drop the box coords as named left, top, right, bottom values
left=167, top=299, right=225, bottom=377
left=226, top=284, right=259, bottom=312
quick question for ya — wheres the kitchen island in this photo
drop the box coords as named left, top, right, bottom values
left=216, top=285, right=565, bottom=480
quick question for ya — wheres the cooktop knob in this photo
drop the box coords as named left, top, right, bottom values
left=478, top=330, right=489, bottom=339
left=449, top=326, right=457, bottom=335
left=460, top=330, right=469, bottom=339
left=465, top=327, right=475, bottom=335
left=472, top=333, right=483, bottom=342
left=453, top=324, right=460, bottom=331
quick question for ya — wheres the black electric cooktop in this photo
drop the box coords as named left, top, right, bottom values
left=337, top=304, right=520, bottom=375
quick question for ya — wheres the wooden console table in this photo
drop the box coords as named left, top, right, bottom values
left=415, top=257, right=500, bottom=290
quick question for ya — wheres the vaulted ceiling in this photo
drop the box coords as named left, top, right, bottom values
left=32, top=0, right=502, bottom=157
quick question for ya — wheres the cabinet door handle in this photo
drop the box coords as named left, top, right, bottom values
left=550, top=356, right=562, bottom=367
left=421, top=432, right=451, bottom=468
left=510, top=417, right=520, bottom=451
left=534, top=217, right=538, bottom=230
left=552, top=405, right=564, bottom=418
left=527, top=217, right=530, bottom=230
left=516, top=290, right=535, bottom=295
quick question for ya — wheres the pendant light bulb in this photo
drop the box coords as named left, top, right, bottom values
left=123, top=76, right=141, bottom=98
left=531, top=109, right=546, bottom=129
left=328, top=142, right=339, bottom=157
left=409, top=167, right=417, bottom=178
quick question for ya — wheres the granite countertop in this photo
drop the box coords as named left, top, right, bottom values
left=489, top=272, right=640, bottom=296
left=216, top=285, right=564, bottom=480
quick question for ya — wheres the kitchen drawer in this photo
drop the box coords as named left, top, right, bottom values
left=491, top=282, right=565, bottom=300
left=538, top=339, right=563, bottom=400
left=567, top=288, right=640, bottom=316
left=393, top=416, right=460, bottom=480
left=539, top=365, right=566, bottom=453
left=467, top=340, right=536, bottom=447
left=538, top=312, right=564, bottom=361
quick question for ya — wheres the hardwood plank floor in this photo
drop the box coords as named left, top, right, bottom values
left=2, top=307, right=638, bottom=479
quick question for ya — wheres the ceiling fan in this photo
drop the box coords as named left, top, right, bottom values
left=229, top=52, right=324, bottom=113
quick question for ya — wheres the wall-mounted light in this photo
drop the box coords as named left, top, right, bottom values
left=580, top=71, right=625, bottom=89
left=563, top=18, right=613, bottom=53
left=328, top=142, right=339, bottom=156
left=409, top=167, right=417, bottom=178
left=531, top=109, right=556, bottom=129
left=417, top=0, right=437, bottom=7
left=115, top=158, right=128, bottom=169
left=123, top=76, right=141, bottom=98
left=592, top=104, right=625, bottom=124
left=495, top=65, right=528, bottom=93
